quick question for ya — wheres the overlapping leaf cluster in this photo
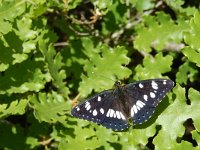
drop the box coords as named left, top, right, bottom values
left=0, top=0, right=200, bottom=149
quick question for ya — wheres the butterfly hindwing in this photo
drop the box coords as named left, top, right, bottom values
left=100, top=99, right=130, bottom=131
left=124, top=79, right=174, bottom=125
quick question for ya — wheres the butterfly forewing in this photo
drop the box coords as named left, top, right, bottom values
left=71, top=90, right=113, bottom=124
left=124, top=79, right=174, bottom=125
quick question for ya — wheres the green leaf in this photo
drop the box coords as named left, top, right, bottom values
left=26, top=137, right=40, bottom=149
left=134, top=12, right=188, bottom=52
left=134, top=53, right=173, bottom=80
left=165, top=0, right=197, bottom=16
left=0, top=39, right=14, bottom=72
left=188, top=88, right=200, bottom=131
left=0, top=62, right=50, bottom=94
left=176, top=61, right=198, bottom=85
left=0, top=99, right=28, bottom=118
left=101, top=1, right=128, bottom=35
left=192, top=130, right=200, bottom=148
left=26, top=113, right=52, bottom=147
left=79, top=44, right=131, bottom=97
left=184, top=11, right=200, bottom=51
left=153, top=85, right=200, bottom=149
left=22, top=40, right=36, bottom=53
left=0, top=122, right=26, bottom=149
left=29, top=92, right=71, bottom=124
left=12, top=53, right=28, bottom=64
left=59, top=119, right=101, bottom=149
left=118, top=124, right=157, bottom=149
left=15, top=17, right=38, bottom=41
left=173, top=141, right=194, bottom=150
left=93, top=0, right=113, bottom=10
left=0, top=17, right=12, bottom=35
left=39, top=39, right=70, bottom=99
left=60, top=128, right=101, bottom=149
left=67, top=0, right=82, bottom=10
left=93, top=126, right=118, bottom=149
left=0, top=63, right=9, bottom=72
left=135, top=0, right=154, bottom=12
left=0, top=0, right=26, bottom=35
left=182, top=47, right=200, bottom=67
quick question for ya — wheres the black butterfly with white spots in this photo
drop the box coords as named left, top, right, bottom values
left=71, top=79, right=174, bottom=131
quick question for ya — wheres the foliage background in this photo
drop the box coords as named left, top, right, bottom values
left=0, top=0, right=200, bottom=149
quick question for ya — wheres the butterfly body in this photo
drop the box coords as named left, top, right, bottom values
left=71, top=79, right=174, bottom=131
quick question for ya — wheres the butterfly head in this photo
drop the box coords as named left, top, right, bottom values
left=114, top=81, right=121, bottom=87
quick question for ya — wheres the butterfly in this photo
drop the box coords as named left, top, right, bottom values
left=71, top=79, right=174, bottom=131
